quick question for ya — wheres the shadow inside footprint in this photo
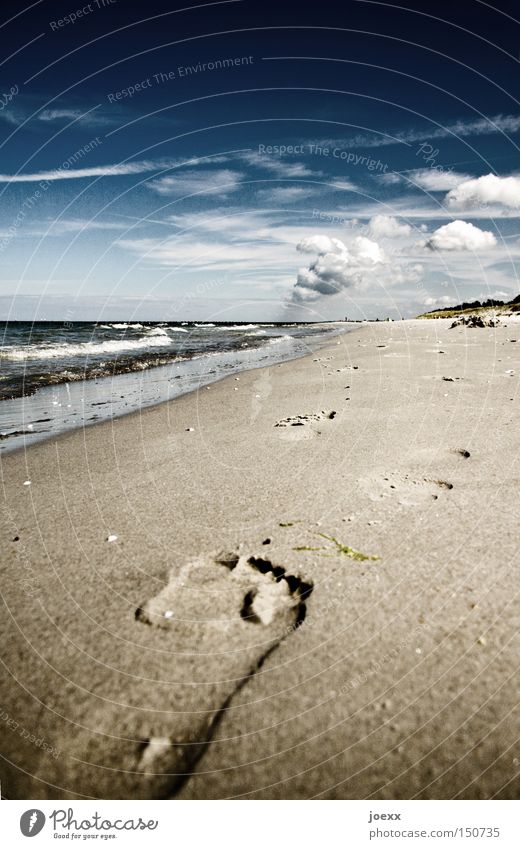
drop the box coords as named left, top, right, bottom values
left=61, top=551, right=313, bottom=800
left=361, top=472, right=454, bottom=506
left=132, top=552, right=313, bottom=795
left=274, top=411, right=337, bottom=440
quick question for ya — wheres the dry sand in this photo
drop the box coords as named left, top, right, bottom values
left=1, top=318, right=519, bottom=800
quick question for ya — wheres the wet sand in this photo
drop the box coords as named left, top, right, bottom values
left=1, top=317, right=519, bottom=799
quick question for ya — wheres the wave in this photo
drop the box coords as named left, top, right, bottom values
left=268, top=335, right=293, bottom=345
left=0, top=333, right=175, bottom=361
left=146, top=327, right=170, bottom=336
left=215, top=324, right=259, bottom=331
left=109, top=322, right=144, bottom=330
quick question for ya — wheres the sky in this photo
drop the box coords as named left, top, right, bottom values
left=0, top=0, right=519, bottom=321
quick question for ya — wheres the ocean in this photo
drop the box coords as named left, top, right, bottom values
left=0, top=320, right=348, bottom=452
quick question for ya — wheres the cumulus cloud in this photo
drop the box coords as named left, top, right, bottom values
left=423, top=295, right=458, bottom=307
left=369, top=215, right=412, bottom=238
left=353, top=236, right=386, bottom=263
left=297, top=235, right=343, bottom=255
left=426, top=220, right=497, bottom=251
left=445, top=173, right=520, bottom=209
left=291, top=234, right=387, bottom=302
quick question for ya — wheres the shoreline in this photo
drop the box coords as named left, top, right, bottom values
left=1, top=317, right=519, bottom=800
left=0, top=322, right=350, bottom=456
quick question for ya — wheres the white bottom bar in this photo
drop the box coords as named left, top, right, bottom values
left=1, top=800, right=519, bottom=848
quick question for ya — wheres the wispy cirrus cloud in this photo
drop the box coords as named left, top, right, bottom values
left=316, top=114, right=520, bottom=151
left=0, top=110, right=22, bottom=127
left=237, top=151, right=321, bottom=178
left=256, top=185, right=318, bottom=204
left=0, top=159, right=178, bottom=183
left=0, top=104, right=120, bottom=129
left=37, top=108, right=117, bottom=128
left=147, top=168, right=244, bottom=197
left=384, top=169, right=470, bottom=191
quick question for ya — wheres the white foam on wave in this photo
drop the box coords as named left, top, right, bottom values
left=0, top=333, right=175, bottom=360
left=146, top=327, right=170, bottom=336
left=216, top=324, right=259, bottom=331
left=268, top=335, right=293, bottom=345
left=144, top=326, right=186, bottom=336
left=109, top=322, right=144, bottom=330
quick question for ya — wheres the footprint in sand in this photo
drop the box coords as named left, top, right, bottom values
left=361, top=472, right=453, bottom=506
left=327, top=365, right=358, bottom=375
left=274, top=410, right=337, bottom=440
left=54, top=551, right=312, bottom=799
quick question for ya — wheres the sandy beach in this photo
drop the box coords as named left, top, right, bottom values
left=1, top=317, right=519, bottom=800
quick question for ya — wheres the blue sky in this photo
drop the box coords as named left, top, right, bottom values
left=1, top=0, right=519, bottom=320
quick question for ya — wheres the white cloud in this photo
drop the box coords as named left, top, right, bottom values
left=256, top=186, right=316, bottom=203
left=329, top=179, right=358, bottom=191
left=117, top=235, right=292, bottom=273
left=291, top=234, right=387, bottom=302
left=411, top=169, right=469, bottom=191
left=297, top=235, right=345, bottom=255
left=239, top=152, right=320, bottom=178
left=317, top=114, right=520, bottom=151
left=166, top=209, right=271, bottom=235
left=426, top=220, right=497, bottom=251
left=0, top=110, right=23, bottom=126
left=290, top=233, right=426, bottom=304
left=336, top=195, right=520, bottom=220
left=39, top=108, right=84, bottom=122
left=483, top=290, right=513, bottom=300
left=0, top=159, right=174, bottom=183
left=369, top=215, right=412, bottom=238
left=116, top=209, right=321, bottom=276
left=46, top=218, right=130, bottom=235
left=0, top=104, right=119, bottom=129
left=37, top=108, right=114, bottom=127
left=353, top=236, right=386, bottom=263
left=446, top=173, right=520, bottom=209
left=423, top=295, right=458, bottom=307
left=387, top=169, right=470, bottom=191
left=147, top=169, right=243, bottom=197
